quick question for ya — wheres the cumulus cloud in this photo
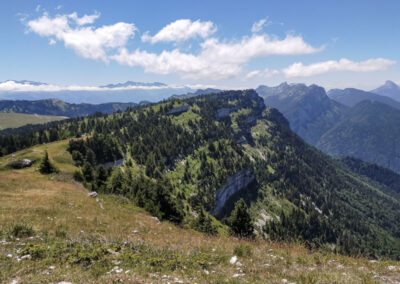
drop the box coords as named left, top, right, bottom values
left=251, top=18, right=270, bottom=33
left=283, top=58, right=396, bottom=77
left=27, top=12, right=136, bottom=62
left=26, top=13, right=322, bottom=80
left=246, top=69, right=280, bottom=79
left=113, top=34, right=322, bottom=80
left=68, top=11, right=100, bottom=26
left=141, top=19, right=216, bottom=43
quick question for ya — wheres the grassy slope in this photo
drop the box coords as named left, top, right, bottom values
left=0, top=112, right=67, bottom=130
left=0, top=141, right=399, bottom=283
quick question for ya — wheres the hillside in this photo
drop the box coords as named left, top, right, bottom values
left=256, top=83, right=347, bottom=145
left=0, top=99, right=138, bottom=117
left=0, top=112, right=67, bottom=130
left=338, top=156, right=400, bottom=199
left=328, top=88, right=400, bottom=109
left=317, top=100, right=400, bottom=173
left=1, top=90, right=400, bottom=262
left=1, top=141, right=399, bottom=283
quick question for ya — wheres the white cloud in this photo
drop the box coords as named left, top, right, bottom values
left=141, top=19, right=217, bottom=43
left=27, top=12, right=136, bottom=62
left=68, top=12, right=100, bottom=26
left=114, top=34, right=322, bottom=80
left=246, top=69, right=279, bottom=79
left=251, top=18, right=270, bottom=33
left=26, top=13, right=322, bottom=80
left=283, top=58, right=396, bottom=77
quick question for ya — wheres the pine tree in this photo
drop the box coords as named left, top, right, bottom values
left=39, top=150, right=58, bottom=174
left=229, top=199, right=254, bottom=238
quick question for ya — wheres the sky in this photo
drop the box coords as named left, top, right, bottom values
left=1, top=0, right=399, bottom=91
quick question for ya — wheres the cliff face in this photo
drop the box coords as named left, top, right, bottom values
left=212, top=168, right=254, bottom=215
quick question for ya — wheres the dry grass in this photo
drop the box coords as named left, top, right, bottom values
left=0, top=140, right=399, bottom=283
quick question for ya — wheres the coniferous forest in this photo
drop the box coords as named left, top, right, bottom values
left=1, top=90, right=400, bottom=259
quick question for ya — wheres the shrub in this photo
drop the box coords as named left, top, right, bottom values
left=234, top=244, right=252, bottom=257
left=10, top=224, right=35, bottom=238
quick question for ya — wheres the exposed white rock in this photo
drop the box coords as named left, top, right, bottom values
left=20, top=255, right=31, bottom=260
left=88, top=191, right=97, bottom=198
left=233, top=273, right=245, bottom=278
left=212, top=169, right=254, bottom=215
left=230, top=255, right=238, bottom=264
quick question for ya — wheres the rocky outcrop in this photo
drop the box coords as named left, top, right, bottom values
left=212, top=169, right=254, bottom=215
left=6, top=159, right=32, bottom=169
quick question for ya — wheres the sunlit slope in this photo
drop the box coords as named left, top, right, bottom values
left=0, top=140, right=399, bottom=283
left=0, top=112, right=67, bottom=130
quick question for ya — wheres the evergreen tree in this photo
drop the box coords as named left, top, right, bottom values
left=229, top=199, right=254, bottom=238
left=39, top=150, right=58, bottom=174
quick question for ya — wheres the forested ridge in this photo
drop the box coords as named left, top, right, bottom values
left=1, top=90, right=400, bottom=259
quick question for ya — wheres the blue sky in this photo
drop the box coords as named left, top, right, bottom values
left=1, top=0, right=399, bottom=90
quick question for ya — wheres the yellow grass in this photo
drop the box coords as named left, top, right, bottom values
left=0, top=140, right=399, bottom=283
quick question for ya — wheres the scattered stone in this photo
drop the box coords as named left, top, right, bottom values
left=233, top=273, right=245, bottom=278
left=235, top=261, right=243, bottom=267
left=96, top=198, right=104, bottom=210
left=20, top=255, right=31, bottom=260
left=10, top=280, right=18, bottom=284
left=112, top=260, right=122, bottom=265
left=132, top=230, right=138, bottom=234
left=230, top=256, right=237, bottom=264
left=151, top=216, right=160, bottom=223
left=49, top=265, right=56, bottom=270
left=7, top=254, right=12, bottom=258
left=387, top=265, right=396, bottom=270
left=204, top=270, right=210, bottom=275
left=76, top=216, right=82, bottom=219
left=88, top=192, right=98, bottom=198
left=282, top=279, right=288, bottom=283
left=369, top=260, right=378, bottom=263
left=107, top=249, right=119, bottom=256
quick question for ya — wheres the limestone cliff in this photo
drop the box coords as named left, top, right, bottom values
left=212, top=168, right=254, bottom=215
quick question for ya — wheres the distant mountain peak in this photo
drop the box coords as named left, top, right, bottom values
left=4, top=80, right=47, bottom=86
left=371, top=80, right=400, bottom=101
left=383, top=80, right=399, bottom=88
left=101, top=81, right=167, bottom=88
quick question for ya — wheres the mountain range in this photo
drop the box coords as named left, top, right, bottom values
left=257, top=81, right=400, bottom=174
left=0, top=80, right=205, bottom=104
left=0, top=98, right=138, bottom=117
